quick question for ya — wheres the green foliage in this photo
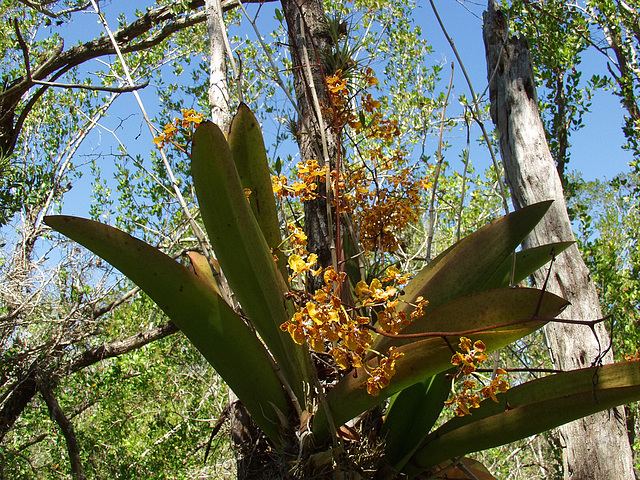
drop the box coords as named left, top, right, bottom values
left=507, top=0, right=598, bottom=178
left=2, top=317, right=233, bottom=479
left=508, top=0, right=640, bottom=174
left=568, top=173, right=640, bottom=360
left=4, top=1, right=640, bottom=477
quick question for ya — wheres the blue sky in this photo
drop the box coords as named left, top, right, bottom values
left=57, top=0, right=634, bottom=218
left=413, top=0, right=634, bottom=181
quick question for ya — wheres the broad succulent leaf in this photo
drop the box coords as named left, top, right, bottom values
left=382, top=371, right=452, bottom=470
left=313, top=288, right=567, bottom=438
left=191, top=121, right=312, bottom=402
left=405, top=361, right=640, bottom=476
left=44, top=215, right=289, bottom=443
left=228, top=104, right=288, bottom=279
left=397, top=201, right=554, bottom=316
left=482, top=241, right=574, bottom=290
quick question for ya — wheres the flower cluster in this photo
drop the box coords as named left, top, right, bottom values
left=279, top=224, right=322, bottom=283
left=272, top=159, right=329, bottom=201
left=323, top=68, right=430, bottom=253
left=275, top=67, right=434, bottom=396
left=348, top=160, right=431, bottom=252
left=445, top=337, right=509, bottom=416
left=360, top=348, right=404, bottom=396
left=152, top=108, right=205, bottom=149
left=281, top=266, right=366, bottom=357
left=324, top=67, right=391, bottom=136
left=280, top=265, right=422, bottom=396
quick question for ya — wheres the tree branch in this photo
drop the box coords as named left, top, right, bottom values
left=31, top=78, right=149, bottom=93
left=0, top=320, right=179, bottom=444
left=0, top=373, right=37, bottom=443
left=68, top=320, right=179, bottom=373
left=12, top=22, right=148, bottom=95
left=92, top=286, right=140, bottom=319
left=38, top=380, right=86, bottom=480
left=1, top=2, right=206, bottom=157
left=1, top=0, right=280, bottom=157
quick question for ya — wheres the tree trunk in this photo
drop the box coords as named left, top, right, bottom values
left=206, top=0, right=232, bottom=133
left=483, top=2, right=636, bottom=479
left=281, top=0, right=340, bottom=291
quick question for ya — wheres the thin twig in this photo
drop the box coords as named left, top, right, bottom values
left=476, top=367, right=564, bottom=374
left=15, top=20, right=145, bottom=96
left=426, top=62, right=454, bottom=262
left=296, top=9, right=338, bottom=273
left=455, top=108, right=471, bottom=242
left=16, top=0, right=90, bottom=19
left=203, top=403, right=231, bottom=463
left=362, top=314, right=609, bottom=340
left=34, top=94, right=119, bottom=234
left=428, top=0, right=510, bottom=214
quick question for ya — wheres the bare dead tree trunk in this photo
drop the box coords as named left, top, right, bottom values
left=483, top=2, right=636, bottom=479
left=204, top=4, right=275, bottom=478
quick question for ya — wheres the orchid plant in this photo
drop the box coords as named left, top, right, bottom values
left=45, top=104, right=640, bottom=478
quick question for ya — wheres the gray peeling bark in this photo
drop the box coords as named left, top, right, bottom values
left=483, top=2, right=636, bottom=479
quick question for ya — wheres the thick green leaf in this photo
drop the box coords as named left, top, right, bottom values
left=313, top=288, right=567, bottom=439
left=228, top=104, right=287, bottom=280
left=397, top=201, right=554, bottom=315
left=405, top=361, right=640, bottom=476
left=482, top=241, right=574, bottom=290
left=187, top=251, right=220, bottom=295
left=44, top=215, right=288, bottom=444
left=191, top=121, right=311, bottom=401
left=377, top=287, right=567, bottom=352
left=382, top=371, right=452, bottom=470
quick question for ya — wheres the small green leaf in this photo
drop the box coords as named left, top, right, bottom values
left=274, top=156, right=283, bottom=175
left=382, top=371, right=452, bottom=470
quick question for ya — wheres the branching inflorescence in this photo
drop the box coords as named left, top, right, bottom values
left=154, top=70, right=507, bottom=405
left=274, top=67, right=436, bottom=396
